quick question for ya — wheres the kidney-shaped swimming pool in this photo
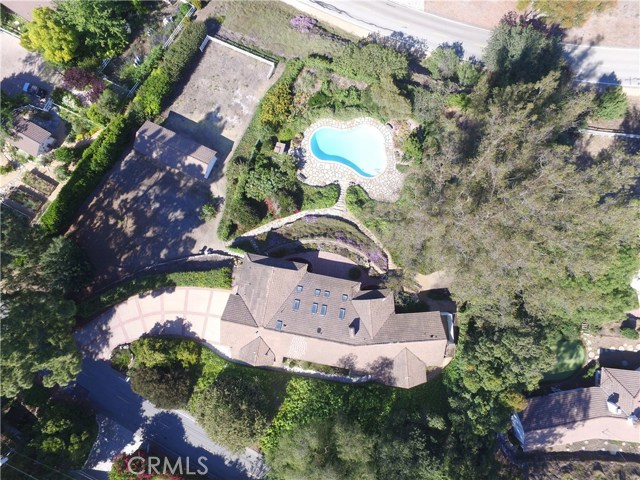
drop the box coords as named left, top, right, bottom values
left=309, top=124, right=387, bottom=177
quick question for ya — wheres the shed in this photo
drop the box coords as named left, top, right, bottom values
left=133, top=121, right=217, bottom=179
left=7, top=119, right=53, bottom=157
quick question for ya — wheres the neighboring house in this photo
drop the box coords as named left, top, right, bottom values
left=7, top=118, right=54, bottom=157
left=220, top=254, right=456, bottom=388
left=514, top=367, right=640, bottom=451
left=133, top=120, right=217, bottom=179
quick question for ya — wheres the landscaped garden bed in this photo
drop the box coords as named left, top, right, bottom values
left=250, top=215, right=388, bottom=271
left=22, top=170, right=58, bottom=196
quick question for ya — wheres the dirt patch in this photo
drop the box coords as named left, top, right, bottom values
left=423, top=0, right=639, bottom=47
left=69, top=153, right=216, bottom=291
left=161, top=39, right=276, bottom=174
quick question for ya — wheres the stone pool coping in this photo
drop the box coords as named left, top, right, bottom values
left=299, top=117, right=405, bottom=202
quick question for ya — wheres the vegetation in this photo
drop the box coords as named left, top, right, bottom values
left=542, top=338, right=586, bottom=382
left=77, top=267, right=232, bottom=319
left=620, top=327, right=639, bottom=340
left=594, top=85, right=628, bottom=120
left=1, top=208, right=88, bottom=398
left=519, top=0, right=615, bottom=28
left=21, top=1, right=135, bottom=67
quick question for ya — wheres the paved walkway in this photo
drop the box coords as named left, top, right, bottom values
left=75, top=287, right=231, bottom=360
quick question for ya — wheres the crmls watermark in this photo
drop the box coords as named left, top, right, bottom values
left=127, top=455, right=208, bottom=476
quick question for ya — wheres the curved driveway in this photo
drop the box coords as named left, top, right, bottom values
left=75, top=287, right=231, bottom=360
left=284, top=0, right=640, bottom=89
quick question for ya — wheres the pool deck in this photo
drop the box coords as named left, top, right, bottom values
left=299, top=117, right=405, bottom=202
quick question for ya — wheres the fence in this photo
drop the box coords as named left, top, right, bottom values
left=199, top=35, right=277, bottom=79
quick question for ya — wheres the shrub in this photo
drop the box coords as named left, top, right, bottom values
left=40, top=113, right=134, bottom=234
left=162, top=21, right=206, bottom=79
left=334, top=43, right=409, bottom=82
left=131, top=67, right=171, bottom=118
left=424, top=46, right=460, bottom=81
left=130, top=365, right=194, bottom=409
left=368, top=76, right=411, bottom=119
left=290, top=16, right=317, bottom=33
left=594, top=86, right=628, bottom=120
left=54, top=146, right=80, bottom=164
left=621, top=327, right=639, bottom=340
left=259, top=82, right=293, bottom=129
left=199, top=201, right=219, bottom=221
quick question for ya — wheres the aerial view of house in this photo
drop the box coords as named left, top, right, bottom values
left=1, top=0, right=639, bottom=479
left=516, top=367, right=640, bottom=451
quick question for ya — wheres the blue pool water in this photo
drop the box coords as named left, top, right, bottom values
left=309, top=124, right=387, bottom=177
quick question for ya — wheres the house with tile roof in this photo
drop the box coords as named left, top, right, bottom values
left=7, top=118, right=54, bottom=157
left=219, top=254, right=456, bottom=388
left=133, top=120, right=217, bottom=179
left=515, top=367, right=640, bottom=451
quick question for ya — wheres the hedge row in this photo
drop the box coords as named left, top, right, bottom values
left=40, top=114, right=134, bottom=233
left=131, top=21, right=206, bottom=119
left=77, top=267, right=232, bottom=319
left=40, top=22, right=208, bottom=234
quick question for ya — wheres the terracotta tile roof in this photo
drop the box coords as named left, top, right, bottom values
left=8, top=119, right=51, bottom=157
left=238, top=337, right=275, bottom=366
left=520, top=387, right=615, bottom=432
left=600, top=367, right=640, bottom=416
left=393, top=348, right=427, bottom=388
left=374, top=312, right=448, bottom=343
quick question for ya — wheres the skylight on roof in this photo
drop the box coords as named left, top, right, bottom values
left=341, top=294, right=348, bottom=301
left=311, top=303, right=318, bottom=314
left=314, top=288, right=321, bottom=296
left=296, top=285, right=303, bottom=292
left=320, top=304, right=327, bottom=316
left=276, top=320, right=283, bottom=331
left=324, top=290, right=330, bottom=297
left=339, top=308, right=346, bottom=319
left=293, top=299, right=300, bottom=311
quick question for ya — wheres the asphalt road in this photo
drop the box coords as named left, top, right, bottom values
left=76, top=359, right=266, bottom=480
left=291, top=0, right=640, bottom=88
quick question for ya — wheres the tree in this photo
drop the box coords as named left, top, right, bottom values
left=21, top=7, right=79, bottom=65
left=367, top=76, right=412, bottom=119
left=594, top=85, right=628, bottom=120
left=424, top=46, right=460, bottom=81
left=132, top=68, right=171, bottom=118
left=39, top=236, right=91, bottom=294
left=129, top=365, right=194, bottom=409
left=29, top=401, right=97, bottom=469
left=56, top=0, right=129, bottom=61
left=1, top=292, right=81, bottom=397
left=335, top=43, right=409, bottom=82
left=244, top=155, right=296, bottom=202
left=190, top=368, right=273, bottom=453
left=130, top=337, right=201, bottom=369
left=483, top=12, right=564, bottom=86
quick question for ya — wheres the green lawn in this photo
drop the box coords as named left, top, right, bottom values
left=542, top=339, right=586, bottom=382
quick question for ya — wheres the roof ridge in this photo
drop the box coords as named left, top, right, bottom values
left=603, top=367, right=640, bottom=399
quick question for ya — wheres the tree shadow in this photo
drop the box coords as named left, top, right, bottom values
left=365, top=356, right=395, bottom=386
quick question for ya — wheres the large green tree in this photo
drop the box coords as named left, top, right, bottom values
left=21, top=7, right=79, bottom=65
left=1, top=292, right=81, bottom=397
left=40, top=236, right=91, bottom=294
left=483, top=12, right=564, bottom=86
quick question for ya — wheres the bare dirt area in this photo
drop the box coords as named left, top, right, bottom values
left=423, top=0, right=639, bottom=47
left=69, top=153, right=216, bottom=291
left=160, top=39, right=277, bottom=198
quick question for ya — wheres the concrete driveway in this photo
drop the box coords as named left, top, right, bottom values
left=0, top=31, right=59, bottom=97
left=75, top=287, right=231, bottom=360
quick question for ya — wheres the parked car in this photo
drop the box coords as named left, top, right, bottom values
left=22, top=82, right=48, bottom=99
